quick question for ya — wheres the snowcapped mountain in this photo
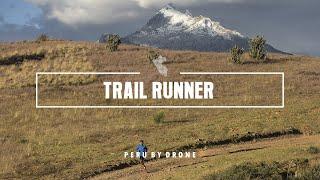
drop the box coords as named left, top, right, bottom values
left=156, top=4, right=243, bottom=39
left=122, top=4, right=281, bottom=52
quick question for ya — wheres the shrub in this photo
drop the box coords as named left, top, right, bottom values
left=249, top=35, right=267, bottom=60
left=36, top=34, right=49, bottom=42
left=230, top=45, right=244, bottom=64
left=0, top=51, right=45, bottom=66
left=147, top=50, right=159, bottom=63
left=153, top=111, right=165, bottom=124
left=307, top=146, right=319, bottom=154
left=204, top=162, right=284, bottom=180
left=300, top=164, right=320, bottom=180
left=204, top=159, right=314, bottom=180
left=107, top=34, right=121, bottom=52
left=19, top=138, right=28, bottom=144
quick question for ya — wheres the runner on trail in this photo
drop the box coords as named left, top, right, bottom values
left=136, top=140, right=148, bottom=170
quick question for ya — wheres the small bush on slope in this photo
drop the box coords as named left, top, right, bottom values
left=230, top=45, right=244, bottom=64
left=153, top=111, right=165, bottom=124
left=107, top=34, right=121, bottom=52
left=249, top=35, right=267, bottom=61
left=36, top=34, right=49, bottom=42
left=204, top=159, right=320, bottom=180
left=147, top=50, right=160, bottom=63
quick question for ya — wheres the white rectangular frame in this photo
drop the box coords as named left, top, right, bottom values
left=36, top=72, right=284, bottom=109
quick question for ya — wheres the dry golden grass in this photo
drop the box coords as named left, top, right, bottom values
left=0, top=40, right=319, bottom=179
left=93, top=135, right=320, bottom=180
left=0, top=41, right=96, bottom=88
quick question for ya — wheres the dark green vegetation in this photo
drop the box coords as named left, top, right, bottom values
left=107, top=34, right=121, bottom=52
left=153, top=111, right=165, bottom=124
left=147, top=49, right=160, bottom=62
left=230, top=45, right=244, bottom=64
left=0, top=51, right=45, bottom=65
left=307, top=146, right=320, bottom=154
left=36, top=34, right=49, bottom=42
left=249, top=35, right=267, bottom=61
left=205, top=159, right=320, bottom=180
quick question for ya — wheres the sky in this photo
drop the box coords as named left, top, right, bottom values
left=0, top=0, right=319, bottom=56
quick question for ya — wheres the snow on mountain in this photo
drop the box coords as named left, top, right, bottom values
left=157, top=4, right=243, bottom=39
left=119, top=4, right=282, bottom=53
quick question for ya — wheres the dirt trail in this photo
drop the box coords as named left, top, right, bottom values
left=91, top=135, right=319, bottom=180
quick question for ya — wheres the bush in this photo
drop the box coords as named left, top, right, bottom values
left=307, top=146, right=319, bottom=154
left=147, top=50, right=159, bottom=63
left=205, top=162, right=284, bottom=180
left=204, top=159, right=316, bottom=180
left=153, top=111, right=165, bottom=124
left=300, top=164, right=320, bottom=180
left=107, top=34, right=121, bottom=52
left=36, top=34, right=49, bottom=42
left=249, top=35, right=267, bottom=60
left=230, top=45, right=244, bottom=64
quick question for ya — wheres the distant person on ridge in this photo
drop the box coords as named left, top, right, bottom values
left=136, top=140, right=148, bottom=171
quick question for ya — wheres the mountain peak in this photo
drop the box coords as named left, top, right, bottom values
left=122, top=4, right=282, bottom=53
left=163, top=3, right=176, bottom=10
left=159, top=3, right=191, bottom=17
left=156, top=5, right=243, bottom=39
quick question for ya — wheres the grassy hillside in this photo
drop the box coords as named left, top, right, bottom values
left=93, top=135, right=320, bottom=179
left=0, top=40, right=319, bottom=179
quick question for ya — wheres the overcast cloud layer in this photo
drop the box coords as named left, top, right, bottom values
left=0, top=0, right=319, bottom=56
left=26, top=0, right=245, bottom=26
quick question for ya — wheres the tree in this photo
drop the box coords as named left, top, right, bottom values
left=107, top=34, right=121, bottom=52
left=249, top=35, right=267, bottom=60
left=230, top=45, right=244, bottom=64
left=36, top=34, right=49, bottom=42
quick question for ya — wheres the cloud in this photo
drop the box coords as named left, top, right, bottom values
left=0, top=15, right=5, bottom=24
left=134, top=0, right=242, bottom=8
left=26, top=0, right=142, bottom=26
left=26, top=0, right=243, bottom=26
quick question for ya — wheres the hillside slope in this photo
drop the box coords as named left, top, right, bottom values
left=92, top=135, right=320, bottom=180
left=0, top=41, right=319, bottom=179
